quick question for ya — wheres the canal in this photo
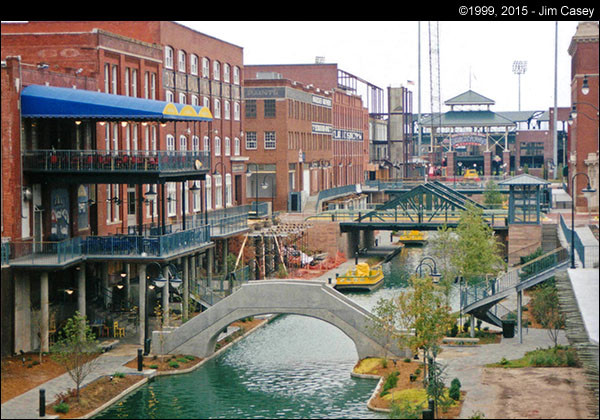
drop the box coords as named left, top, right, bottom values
left=95, top=235, right=451, bottom=419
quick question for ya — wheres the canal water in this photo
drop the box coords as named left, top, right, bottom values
left=96, top=236, right=450, bottom=419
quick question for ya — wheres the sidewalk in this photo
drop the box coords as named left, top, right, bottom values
left=1, top=344, right=140, bottom=419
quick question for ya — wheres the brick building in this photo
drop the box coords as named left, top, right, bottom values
left=567, top=21, right=599, bottom=213
left=244, top=64, right=370, bottom=211
left=1, top=21, right=249, bottom=357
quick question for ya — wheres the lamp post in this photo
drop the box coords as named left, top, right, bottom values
left=261, top=173, right=275, bottom=219
left=512, top=60, right=527, bottom=111
left=570, top=172, right=596, bottom=268
left=149, top=262, right=182, bottom=327
left=246, top=163, right=259, bottom=216
left=415, top=256, right=441, bottom=282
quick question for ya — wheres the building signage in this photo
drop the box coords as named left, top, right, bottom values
left=333, top=129, right=363, bottom=141
left=446, top=133, right=487, bottom=147
left=244, top=87, right=286, bottom=99
left=50, top=188, right=70, bottom=240
left=312, top=122, right=333, bottom=135
left=312, top=95, right=332, bottom=108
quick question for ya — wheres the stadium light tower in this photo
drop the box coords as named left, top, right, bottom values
left=512, top=60, right=527, bottom=111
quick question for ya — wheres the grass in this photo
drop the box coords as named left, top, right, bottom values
left=486, top=345, right=580, bottom=368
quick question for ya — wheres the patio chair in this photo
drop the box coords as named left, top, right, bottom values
left=113, top=321, right=125, bottom=338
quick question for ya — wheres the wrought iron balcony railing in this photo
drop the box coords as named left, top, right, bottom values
left=22, top=149, right=210, bottom=174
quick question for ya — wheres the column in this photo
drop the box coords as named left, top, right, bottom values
left=183, top=255, right=189, bottom=321
left=77, top=263, right=86, bottom=319
left=517, top=290, right=523, bottom=344
left=138, top=264, right=146, bottom=346
left=14, top=272, right=32, bottom=353
left=207, top=247, right=214, bottom=288
left=101, top=263, right=109, bottom=309
left=470, top=314, right=475, bottom=338
left=503, top=150, right=511, bottom=175
left=162, top=265, right=169, bottom=327
left=40, top=272, right=49, bottom=352
left=484, top=151, right=492, bottom=177
left=446, top=151, right=455, bottom=178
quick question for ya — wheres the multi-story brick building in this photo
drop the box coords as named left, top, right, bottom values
left=244, top=63, right=370, bottom=211
left=567, top=21, right=599, bottom=213
left=1, top=21, right=250, bottom=357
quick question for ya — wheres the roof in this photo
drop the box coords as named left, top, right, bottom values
left=498, top=174, right=551, bottom=186
left=420, top=110, right=515, bottom=127
left=21, top=85, right=213, bottom=122
left=445, top=90, right=495, bottom=106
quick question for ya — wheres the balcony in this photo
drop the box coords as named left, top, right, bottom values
left=5, top=225, right=212, bottom=268
left=22, top=149, right=210, bottom=184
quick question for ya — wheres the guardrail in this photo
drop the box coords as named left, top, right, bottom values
left=22, top=149, right=210, bottom=173
left=462, top=247, right=569, bottom=308
left=6, top=225, right=212, bottom=266
left=559, top=214, right=599, bottom=268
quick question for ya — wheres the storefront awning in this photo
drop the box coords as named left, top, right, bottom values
left=21, top=85, right=213, bottom=122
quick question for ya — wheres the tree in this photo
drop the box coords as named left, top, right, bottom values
left=50, top=311, right=101, bottom=401
left=451, top=204, right=505, bottom=286
left=429, top=224, right=459, bottom=304
left=529, top=283, right=564, bottom=347
left=483, top=180, right=504, bottom=209
left=369, top=297, right=407, bottom=363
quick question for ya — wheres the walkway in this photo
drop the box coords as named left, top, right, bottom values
left=439, top=328, right=569, bottom=419
left=0, top=344, right=141, bottom=419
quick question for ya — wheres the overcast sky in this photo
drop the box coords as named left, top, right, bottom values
left=178, top=20, right=583, bottom=114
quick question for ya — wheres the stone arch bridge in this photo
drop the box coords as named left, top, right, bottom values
left=152, top=280, right=411, bottom=360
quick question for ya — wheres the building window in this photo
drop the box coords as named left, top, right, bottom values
left=213, top=61, right=220, bottom=80
left=179, top=92, right=187, bottom=104
left=234, top=101, right=240, bottom=121
left=245, top=131, right=257, bottom=150
left=214, top=137, right=221, bottom=156
left=192, top=95, right=199, bottom=106
left=264, top=99, right=276, bottom=118
left=111, top=65, right=118, bottom=94
left=180, top=135, right=187, bottom=151
left=213, top=98, right=221, bottom=119
left=104, top=64, right=110, bottom=93
left=214, top=174, right=223, bottom=208
left=233, top=66, right=240, bottom=85
left=178, top=50, right=186, bottom=73
left=167, top=183, right=176, bottom=216
left=202, top=57, right=210, bottom=78
left=245, top=100, right=256, bottom=118
left=225, top=174, right=232, bottom=207
left=165, top=46, right=174, bottom=69
left=150, top=73, right=156, bottom=100
left=223, top=63, right=230, bottom=83
left=224, top=100, right=230, bottom=120
left=205, top=175, right=212, bottom=210
left=191, top=54, right=198, bottom=75
left=166, top=90, right=174, bottom=102
left=225, top=137, right=231, bottom=156
left=203, top=136, right=210, bottom=152
left=131, top=69, right=138, bottom=97
left=234, top=137, right=240, bottom=156
left=265, top=131, right=276, bottom=150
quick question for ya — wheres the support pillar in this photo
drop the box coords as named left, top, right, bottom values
left=484, top=150, right=492, bottom=177
left=503, top=150, right=511, bottom=175
left=207, top=247, right=214, bottom=287
left=77, top=263, right=86, bottom=319
left=138, top=264, right=146, bottom=346
left=517, top=290, right=523, bottom=344
left=470, top=314, right=475, bottom=338
left=183, top=255, right=189, bottom=321
left=101, top=263, right=109, bottom=309
left=162, top=265, right=169, bottom=327
left=14, top=272, right=32, bottom=353
left=446, top=151, right=455, bottom=177
left=40, top=272, right=49, bottom=352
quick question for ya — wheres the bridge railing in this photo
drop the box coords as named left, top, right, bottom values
left=462, top=247, right=569, bottom=308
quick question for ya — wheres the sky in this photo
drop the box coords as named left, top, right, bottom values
left=178, top=20, right=584, bottom=114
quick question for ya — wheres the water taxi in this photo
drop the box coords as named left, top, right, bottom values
left=396, top=230, right=427, bottom=246
left=334, top=263, right=384, bottom=292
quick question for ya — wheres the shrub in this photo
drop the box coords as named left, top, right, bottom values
left=380, top=371, right=399, bottom=396
left=450, top=378, right=461, bottom=389
left=184, top=355, right=195, bottom=361
left=449, top=381, right=461, bottom=401
left=149, top=364, right=158, bottom=369
left=168, top=361, right=180, bottom=368
left=403, top=357, right=411, bottom=363
left=177, top=358, right=189, bottom=363
left=53, top=402, right=70, bottom=414
left=113, top=372, right=125, bottom=378
left=389, top=400, right=423, bottom=419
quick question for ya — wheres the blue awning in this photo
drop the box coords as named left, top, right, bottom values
left=21, top=85, right=212, bottom=122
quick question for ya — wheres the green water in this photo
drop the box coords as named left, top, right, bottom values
left=95, top=240, right=448, bottom=419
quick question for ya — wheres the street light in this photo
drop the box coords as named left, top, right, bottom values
left=149, top=262, right=182, bottom=328
left=570, top=173, right=596, bottom=268
left=415, top=256, right=441, bottom=283
left=246, top=163, right=260, bottom=216
left=512, top=60, right=527, bottom=111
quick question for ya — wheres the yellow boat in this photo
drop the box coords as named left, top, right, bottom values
left=334, top=263, right=384, bottom=292
left=397, top=230, right=427, bottom=246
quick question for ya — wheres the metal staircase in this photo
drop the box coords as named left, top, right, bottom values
left=462, top=247, right=570, bottom=327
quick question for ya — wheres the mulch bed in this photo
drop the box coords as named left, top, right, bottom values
left=1, top=353, right=67, bottom=403
left=46, top=374, right=145, bottom=419
left=356, top=358, right=465, bottom=419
